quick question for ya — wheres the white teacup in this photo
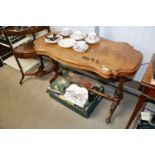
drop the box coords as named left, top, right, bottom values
left=76, top=41, right=86, bottom=50
left=73, top=31, right=82, bottom=35
left=61, top=27, right=71, bottom=36
left=88, top=32, right=97, bottom=41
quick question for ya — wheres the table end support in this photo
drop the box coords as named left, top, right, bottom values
left=106, top=78, right=125, bottom=124
left=49, top=59, right=60, bottom=83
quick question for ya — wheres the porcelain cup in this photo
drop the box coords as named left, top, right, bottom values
left=61, top=27, right=71, bottom=35
left=88, top=32, right=97, bottom=41
left=77, top=41, right=86, bottom=50
left=74, top=31, right=82, bottom=35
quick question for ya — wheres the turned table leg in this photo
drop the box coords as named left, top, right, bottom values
left=49, top=59, right=59, bottom=83
left=24, top=56, right=53, bottom=77
left=106, top=78, right=125, bottom=124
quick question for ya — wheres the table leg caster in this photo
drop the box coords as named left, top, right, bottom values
left=106, top=118, right=111, bottom=124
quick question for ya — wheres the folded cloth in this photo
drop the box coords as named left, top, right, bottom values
left=64, top=84, right=88, bottom=108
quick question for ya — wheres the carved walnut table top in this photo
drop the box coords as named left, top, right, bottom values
left=34, top=34, right=142, bottom=79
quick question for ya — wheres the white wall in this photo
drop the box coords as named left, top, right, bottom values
left=99, top=26, right=155, bottom=81
left=50, top=26, right=95, bottom=33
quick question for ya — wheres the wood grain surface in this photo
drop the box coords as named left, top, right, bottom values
left=34, top=33, right=143, bottom=79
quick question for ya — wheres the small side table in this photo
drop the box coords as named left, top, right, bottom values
left=126, top=54, right=155, bottom=129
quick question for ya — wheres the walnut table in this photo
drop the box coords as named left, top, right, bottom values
left=126, top=54, right=155, bottom=128
left=34, top=34, right=143, bottom=123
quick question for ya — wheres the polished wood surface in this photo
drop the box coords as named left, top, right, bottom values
left=14, top=42, right=37, bottom=59
left=3, top=26, right=50, bottom=36
left=34, top=33, right=142, bottom=79
left=34, top=33, right=143, bottom=123
left=126, top=54, right=155, bottom=128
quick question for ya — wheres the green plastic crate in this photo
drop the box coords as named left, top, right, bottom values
left=47, top=86, right=104, bottom=118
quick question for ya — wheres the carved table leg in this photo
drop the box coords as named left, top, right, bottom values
left=49, top=59, right=59, bottom=83
left=106, top=78, right=125, bottom=124
left=25, top=56, right=53, bottom=77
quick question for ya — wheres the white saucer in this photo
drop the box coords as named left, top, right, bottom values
left=70, top=31, right=87, bottom=40
left=73, top=41, right=89, bottom=53
left=58, top=38, right=76, bottom=48
left=85, top=36, right=100, bottom=44
left=44, top=34, right=63, bottom=43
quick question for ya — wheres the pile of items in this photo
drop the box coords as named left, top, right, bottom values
left=64, top=84, right=88, bottom=108
left=136, top=102, right=155, bottom=129
left=47, top=78, right=89, bottom=108
left=47, top=72, right=104, bottom=118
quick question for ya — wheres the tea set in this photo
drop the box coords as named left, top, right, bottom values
left=45, top=28, right=100, bottom=53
